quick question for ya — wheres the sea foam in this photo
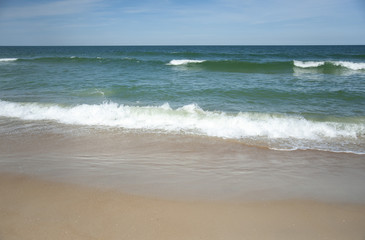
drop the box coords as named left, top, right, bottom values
left=0, top=100, right=362, bottom=142
left=294, top=60, right=365, bottom=70
left=331, top=61, right=365, bottom=70
left=293, top=60, right=325, bottom=68
left=0, top=58, right=18, bottom=62
left=167, top=59, right=205, bottom=65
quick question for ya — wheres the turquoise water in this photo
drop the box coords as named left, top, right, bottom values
left=1, top=46, right=365, bottom=153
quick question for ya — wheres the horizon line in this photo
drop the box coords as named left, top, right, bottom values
left=1, top=44, right=364, bottom=47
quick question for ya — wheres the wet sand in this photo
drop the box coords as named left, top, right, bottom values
left=1, top=173, right=365, bottom=240
left=1, top=123, right=365, bottom=239
left=1, top=126, right=365, bottom=202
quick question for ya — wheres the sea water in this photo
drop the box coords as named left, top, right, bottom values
left=1, top=46, right=365, bottom=201
left=1, top=45, right=364, bottom=153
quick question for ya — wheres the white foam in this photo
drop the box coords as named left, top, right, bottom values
left=0, top=58, right=18, bottom=62
left=0, top=100, right=362, bottom=142
left=293, top=60, right=325, bottom=68
left=167, top=59, right=205, bottom=65
left=331, top=61, right=365, bottom=70
left=93, top=89, right=105, bottom=96
left=294, top=60, right=365, bottom=71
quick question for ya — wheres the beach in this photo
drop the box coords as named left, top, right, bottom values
left=1, top=127, right=365, bottom=239
left=1, top=173, right=365, bottom=240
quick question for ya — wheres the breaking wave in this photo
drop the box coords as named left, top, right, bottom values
left=3, top=56, right=364, bottom=74
left=0, top=100, right=364, bottom=153
left=167, top=59, right=206, bottom=65
left=168, top=59, right=365, bottom=74
left=167, top=59, right=291, bottom=73
left=293, top=60, right=325, bottom=68
left=294, top=60, right=365, bottom=71
left=0, top=58, right=18, bottom=62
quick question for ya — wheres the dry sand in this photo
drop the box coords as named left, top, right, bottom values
left=1, top=173, right=365, bottom=240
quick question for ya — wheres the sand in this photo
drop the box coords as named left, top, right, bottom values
left=1, top=173, right=365, bottom=240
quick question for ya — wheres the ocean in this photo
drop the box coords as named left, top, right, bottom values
left=1, top=45, right=365, bottom=202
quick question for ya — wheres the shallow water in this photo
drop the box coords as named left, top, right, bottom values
left=1, top=120, right=364, bottom=203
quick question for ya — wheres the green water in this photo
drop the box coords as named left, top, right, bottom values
left=0, top=46, right=365, bottom=153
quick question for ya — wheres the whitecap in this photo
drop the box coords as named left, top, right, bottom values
left=1, top=99, right=364, bottom=153
left=0, top=58, right=18, bottom=62
left=293, top=60, right=325, bottom=68
left=0, top=100, right=362, bottom=141
left=167, top=59, right=205, bottom=65
left=331, top=61, right=365, bottom=70
left=294, top=60, right=365, bottom=71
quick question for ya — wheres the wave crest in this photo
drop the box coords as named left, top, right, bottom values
left=167, top=59, right=206, bottom=65
left=332, top=61, right=365, bottom=70
left=1, top=100, right=364, bottom=153
left=293, top=60, right=325, bottom=68
left=0, top=58, right=18, bottom=62
left=168, top=59, right=365, bottom=74
left=294, top=60, right=365, bottom=70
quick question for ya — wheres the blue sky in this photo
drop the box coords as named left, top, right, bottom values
left=0, top=0, right=364, bottom=45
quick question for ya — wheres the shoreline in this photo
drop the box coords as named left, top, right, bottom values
left=1, top=128, right=365, bottom=203
left=1, top=173, right=365, bottom=240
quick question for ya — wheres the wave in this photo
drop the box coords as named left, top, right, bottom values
left=1, top=56, right=143, bottom=65
left=3, top=55, right=364, bottom=74
left=25, top=56, right=106, bottom=63
left=0, top=58, right=18, bottom=62
left=0, top=100, right=364, bottom=153
left=331, top=61, right=365, bottom=70
left=0, top=56, right=101, bottom=63
left=166, top=59, right=365, bottom=74
left=116, top=50, right=365, bottom=61
left=294, top=60, right=365, bottom=71
left=168, top=59, right=294, bottom=73
left=293, top=60, right=325, bottom=68
left=167, top=59, right=206, bottom=65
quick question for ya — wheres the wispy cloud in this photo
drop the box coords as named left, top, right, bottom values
left=0, top=0, right=101, bottom=20
left=0, top=0, right=363, bottom=45
left=192, top=0, right=349, bottom=26
left=121, top=7, right=155, bottom=14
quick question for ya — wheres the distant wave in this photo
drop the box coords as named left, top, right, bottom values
left=3, top=56, right=145, bottom=65
left=0, top=58, right=18, bottom=62
left=166, top=59, right=365, bottom=73
left=293, top=60, right=325, bottom=68
left=3, top=56, right=364, bottom=73
left=1, top=100, right=364, bottom=154
left=294, top=60, right=365, bottom=71
left=23, top=56, right=105, bottom=62
left=167, top=59, right=206, bottom=65
left=167, top=59, right=292, bottom=73
left=331, top=61, right=365, bottom=70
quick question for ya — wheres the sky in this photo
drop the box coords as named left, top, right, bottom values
left=0, top=0, right=364, bottom=45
